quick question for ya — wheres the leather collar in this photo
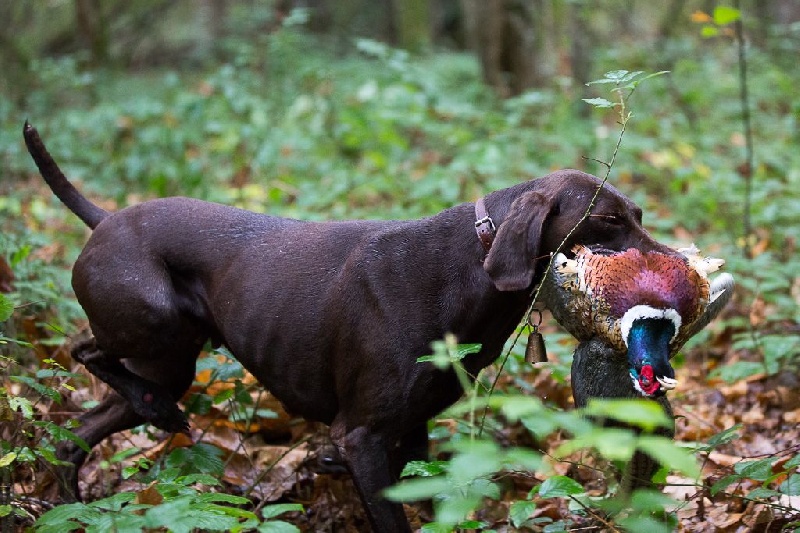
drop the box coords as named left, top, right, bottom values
left=474, top=197, right=496, bottom=252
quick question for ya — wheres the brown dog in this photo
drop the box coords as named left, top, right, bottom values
left=24, top=122, right=671, bottom=532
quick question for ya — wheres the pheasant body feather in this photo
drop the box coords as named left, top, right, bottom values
left=552, top=245, right=731, bottom=397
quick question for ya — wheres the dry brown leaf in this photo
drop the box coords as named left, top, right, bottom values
left=742, top=502, right=774, bottom=528
left=191, top=419, right=246, bottom=453
left=775, top=385, right=800, bottom=411
left=718, top=414, right=738, bottom=430
left=740, top=405, right=764, bottom=425
left=168, top=431, right=195, bottom=449
left=783, top=408, right=800, bottom=424
left=708, top=505, right=743, bottom=530
left=778, top=494, right=800, bottom=511
left=719, top=379, right=748, bottom=399
left=742, top=432, right=781, bottom=456
left=691, top=11, right=713, bottom=23
left=679, top=424, right=717, bottom=441
left=229, top=445, right=309, bottom=501
left=707, top=452, right=743, bottom=467
left=749, top=295, right=766, bottom=327
left=135, top=482, right=164, bottom=506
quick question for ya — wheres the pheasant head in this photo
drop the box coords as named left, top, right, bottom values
left=550, top=245, right=733, bottom=398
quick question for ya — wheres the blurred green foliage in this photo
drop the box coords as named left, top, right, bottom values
left=2, top=0, right=797, bottom=444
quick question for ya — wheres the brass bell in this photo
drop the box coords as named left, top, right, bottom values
left=525, top=309, right=547, bottom=364
left=525, top=327, right=548, bottom=364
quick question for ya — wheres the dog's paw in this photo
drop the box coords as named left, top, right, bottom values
left=150, top=402, right=190, bottom=435
left=131, top=388, right=190, bottom=434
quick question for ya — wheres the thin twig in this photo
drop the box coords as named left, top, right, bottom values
left=248, top=434, right=313, bottom=507
left=478, top=85, right=634, bottom=436
left=569, top=494, right=624, bottom=532
left=734, top=0, right=754, bottom=259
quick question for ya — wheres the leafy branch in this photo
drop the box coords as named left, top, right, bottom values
left=480, top=69, right=669, bottom=431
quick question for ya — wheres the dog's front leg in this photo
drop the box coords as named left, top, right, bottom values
left=390, top=424, right=429, bottom=479
left=331, top=420, right=411, bottom=532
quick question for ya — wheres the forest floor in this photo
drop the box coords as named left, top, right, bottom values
left=10, top=297, right=798, bottom=532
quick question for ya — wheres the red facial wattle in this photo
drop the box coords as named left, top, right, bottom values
left=638, top=364, right=660, bottom=395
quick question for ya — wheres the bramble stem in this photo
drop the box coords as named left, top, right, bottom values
left=479, top=79, right=637, bottom=435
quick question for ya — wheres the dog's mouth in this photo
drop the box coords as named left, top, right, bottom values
left=562, top=245, right=616, bottom=260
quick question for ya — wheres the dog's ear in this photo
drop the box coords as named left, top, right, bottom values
left=484, top=191, right=554, bottom=291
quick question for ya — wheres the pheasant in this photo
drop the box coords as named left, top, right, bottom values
left=548, top=245, right=734, bottom=397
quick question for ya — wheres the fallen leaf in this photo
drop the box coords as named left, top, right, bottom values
left=749, top=295, right=766, bottom=327
left=691, top=11, right=713, bottom=23
left=719, top=379, right=748, bottom=399
left=783, top=408, right=800, bottom=424
left=741, top=406, right=764, bottom=425
left=135, top=482, right=163, bottom=506
left=742, top=502, right=774, bottom=528
left=708, top=505, right=743, bottom=529
left=707, top=452, right=742, bottom=467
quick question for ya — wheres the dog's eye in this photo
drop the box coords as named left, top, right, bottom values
left=590, top=214, right=623, bottom=225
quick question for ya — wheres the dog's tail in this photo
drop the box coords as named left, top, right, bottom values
left=23, top=121, right=109, bottom=230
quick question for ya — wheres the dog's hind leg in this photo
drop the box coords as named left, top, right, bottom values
left=71, top=338, right=189, bottom=433
left=69, top=253, right=213, bottom=433
left=55, top=346, right=200, bottom=500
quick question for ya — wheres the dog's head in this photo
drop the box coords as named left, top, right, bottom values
left=484, top=169, right=672, bottom=292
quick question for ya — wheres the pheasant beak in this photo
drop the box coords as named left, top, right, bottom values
left=621, top=309, right=681, bottom=398
left=656, top=376, right=678, bottom=390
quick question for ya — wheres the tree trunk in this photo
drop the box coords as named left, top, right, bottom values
left=75, top=0, right=109, bottom=66
left=569, top=1, right=593, bottom=118
left=195, top=0, right=226, bottom=61
left=392, top=0, right=431, bottom=52
left=461, top=0, right=542, bottom=98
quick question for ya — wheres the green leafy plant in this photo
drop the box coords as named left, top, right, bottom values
left=387, top=391, right=693, bottom=531
left=384, top=332, right=695, bottom=531
left=0, top=299, right=88, bottom=525
left=679, top=424, right=800, bottom=527
left=30, top=428, right=301, bottom=531
left=34, top=466, right=303, bottom=533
